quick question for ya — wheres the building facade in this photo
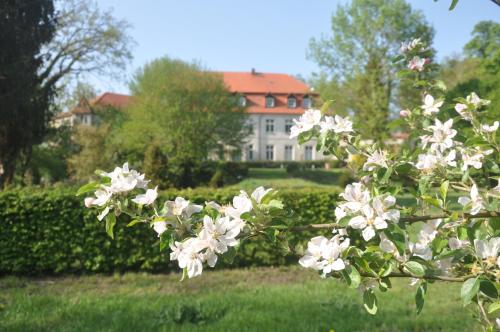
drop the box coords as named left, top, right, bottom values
left=55, top=71, right=325, bottom=161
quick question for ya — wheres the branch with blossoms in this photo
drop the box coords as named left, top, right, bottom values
left=78, top=38, right=499, bottom=330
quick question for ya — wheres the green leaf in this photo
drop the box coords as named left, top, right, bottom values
left=404, top=261, right=426, bottom=277
left=105, top=213, right=116, bottom=239
left=488, top=301, right=500, bottom=314
left=126, top=219, right=142, bottom=227
left=461, top=277, right=480, bottom=306
left=345, top=265, right=361, bottom=289
left=76, top=182, right=100, bottom=196
left=363, top=290, right=378, bottom=315
left=440, top=181, right=449, bottom=202
left=449, top=0, right=459, bottom=10
left=415, top=282, right=427, bottom=314
left=480, top=279, right=498, bottom=299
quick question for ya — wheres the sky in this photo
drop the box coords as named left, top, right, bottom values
left=92, top=0, right=500, bottom=94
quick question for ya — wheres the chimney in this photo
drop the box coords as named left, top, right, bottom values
left=251, top=68, right=256, bottom=75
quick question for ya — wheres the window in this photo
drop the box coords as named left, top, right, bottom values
left=265, top=94, right=275, bottom=108
left=247, top=123, right=254, bottom=134
left=246, top=145, right=254, bottom=161
left=288, top=96, right=297, bottom=108
left=303, top=96, right=312, bottom=109
left=238, top=95, right=247, bottom=107
left=266, top=145, right=274, bottom=161
left=266, top=119, right=274, bottom=133
left=285, top=119, right=293, bottom=133
left=305, top=146, right=313, bottom=161
left=231, top=150, right=242, bottom=161
left=285, top=145, right=293, bottom=161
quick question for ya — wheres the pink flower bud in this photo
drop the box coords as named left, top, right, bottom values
left=84, top=197, right=95, bottom=208
left=400, top=109, right=410, bottom=117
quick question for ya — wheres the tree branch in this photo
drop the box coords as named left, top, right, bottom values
left=288, top=211, right=499, bottom=231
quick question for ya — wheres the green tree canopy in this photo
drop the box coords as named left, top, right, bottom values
left=115, top=57, right=249, bottom=163
left=308, top=0, right=434, bottom=139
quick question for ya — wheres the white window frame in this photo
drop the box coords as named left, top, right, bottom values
left=288, top=96, right=297, bottom=108
left=285, top=145, right=293, bottom=161
left=266, top=145, right=274, bottom=161
left=303, top=96, right=312, bottom=109
left=265, top=95, right=275, bottom=108
left=305, top=146, right=313, bottom=161
left=265, top=119, right=274, bottom=133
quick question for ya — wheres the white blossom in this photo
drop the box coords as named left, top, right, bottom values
left=448, top=237, right=469, bottom=250
left=199, top=215, right=240, bottom=265
left=372, top=195, right=400, bottom=222
left=164, top=197, right=202, bottom=218
left=153, top=220, right=167, bottom=236
left=97, top=206, right=110, bottom=221
left=251, top=186, right=272, bottom=204
left=348, top=205, right=388, bottom=241
left=415, top=150, right=456, bottom=171
left=339, top=182, right=371, bottom=213
left=102, top=162, right=149, bottom=194
left=481, top=121, right=499, bottom=133
left=454, top=103, right=472, bottom=121
left=400, top=38, right=423, bottom=53
left=461, top=148, right=492, bottom=171
left=289, top=109, right=322, bottom=138
left=425, top=119, right=457, bottom=152
left=299, top=235, right=350, bottom=274
left=363, top=150, right=389, bottom=171
left=332, top=115, right=353, bottom=134
left=225, top=192, right=253, bottom=219
left=466, top=92, right=490, bottom=108
left=421, top=94, right=443, bottom=116
left=408, top=56, right=426, bottom=71
left=132, top=186, right=158, bottom=205
left=458, top=184, right=484, bottom=215
left=175, top=238, right=209, bottom=278
left=474, top=238, right=500, bottom=268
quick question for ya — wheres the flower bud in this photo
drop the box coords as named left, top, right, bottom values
left=84, top=197, right=94, bottom=208
left=400, top=109, right=410, bottom=117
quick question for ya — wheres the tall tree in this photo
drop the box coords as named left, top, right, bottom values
left=308, top=0, right=434, bottom=139
left=116, top=57, right=249, bottom=164
left=0, top=0, right=133, bottom=187
left=0, top=0, right=56, bottom=187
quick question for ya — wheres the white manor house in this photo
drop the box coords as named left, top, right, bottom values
left=55, top=70, right=325, bottom=162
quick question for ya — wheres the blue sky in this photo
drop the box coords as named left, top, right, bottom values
left=93, top=0, right=499, bottom=94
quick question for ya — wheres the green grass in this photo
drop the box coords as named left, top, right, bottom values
left=233, top=168, right=345, bottom=190
left=0, top=267, right=477, bottom=332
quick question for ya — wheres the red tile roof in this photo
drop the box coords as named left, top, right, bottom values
left=91, top=92, right=132, bottom=109
left=68, top=72, right=314, bottom=116
left=221, top=72, right=311, bottom=94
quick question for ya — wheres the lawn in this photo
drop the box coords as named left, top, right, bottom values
left=0, top=267, right=477, bottom=332
left=233, top=168, right=347, bottom=190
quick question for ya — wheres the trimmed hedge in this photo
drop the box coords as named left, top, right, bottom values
left=0, top=186, right=340, bottom=275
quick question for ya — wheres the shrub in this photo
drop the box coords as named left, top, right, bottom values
left=0, top=186, right=340, bottom=275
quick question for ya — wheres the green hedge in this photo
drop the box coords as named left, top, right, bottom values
left=0, top=186, right=340, bottom=275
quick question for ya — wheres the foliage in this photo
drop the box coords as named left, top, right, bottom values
left=308, top=0, right=435, bottom=139
left=0, top=0, right=56, bottom=187
left=116, top=57, right=249, bottom=165
left=0, top=186, right=339, bottom=274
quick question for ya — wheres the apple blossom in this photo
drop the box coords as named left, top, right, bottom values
left=339, top=182, right=371, bottom=213
left=132, top=186, right=158, bottom=205
left=466, top=92, right=490, bottom=108
left=408, top=56, right=426, bottom=71
left=289, top=109, right=322, bottom=138
left=454, top=103, right=472, bottom=121
left=348, top=205, right=388, bottom=241
left=474, top=238, right=500, bottom=268
left=421, top=94, right=443, bottom=116
left=458, top=184, right=484, bottom=215
left=251, top=186, right=272, bottom=203
left=175, top=238, right=209, bottom=278
left=331, top=115, right=353, bottom=134
left=460, top=148, right=492, bottom=171
left=363, top=150, right=389, bottom=171
left=481, top=121, right=499, bottom=133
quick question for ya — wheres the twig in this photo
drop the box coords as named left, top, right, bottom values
left=288, top=211, right=499, bottom=232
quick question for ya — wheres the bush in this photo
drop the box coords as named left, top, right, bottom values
left=243, top=161, right=328, bottom=169
left=0, top=186, right=340, bottom=275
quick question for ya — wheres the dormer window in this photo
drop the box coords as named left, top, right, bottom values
left=265, top=94, right=275, bottom=108
left=287, top=95, right=297, bottom=108
left=302, top=95, right=312, bottom=109
left=238, top=95, right=247, bottom=107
